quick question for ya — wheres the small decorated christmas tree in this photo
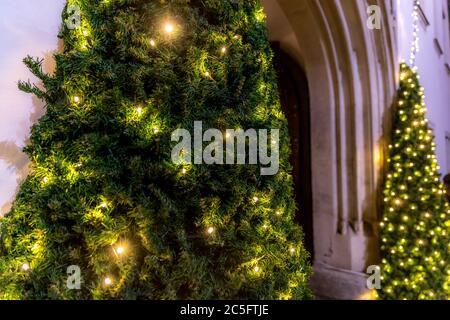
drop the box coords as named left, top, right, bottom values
left=0, top=0, right=311, bottom=299
left=379, top=63, right=450, bottom=300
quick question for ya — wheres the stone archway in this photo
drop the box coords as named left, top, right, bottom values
left=272, top=43, right=313, bottom=261
left=262, top=0, right=398, bottom=299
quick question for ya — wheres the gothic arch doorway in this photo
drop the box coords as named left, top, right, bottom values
left=263, top=0, right=397, bottom=299
left=272, top=43, right=314, bottom=261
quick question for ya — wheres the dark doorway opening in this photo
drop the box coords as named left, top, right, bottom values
left=271, top=43, right=314, bottom=261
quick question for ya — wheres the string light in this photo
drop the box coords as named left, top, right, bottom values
left=254, top=266, right=260, bottom=273
left=164, top=22, right=174, bottom=34
left=207, top=227, right=215, bottom=234
left=73, top=96, right=80, bottom=103
left=381, top=61, right=450, bottom=300
left=21, top=263, right=30, bottom=271
left=409, top=0, right=420, bottom=66
left=114, top=243, right=126, bottom=256
left=104, top=277, right=112, bottom=285
left=149, top=39, right=156, bottom=47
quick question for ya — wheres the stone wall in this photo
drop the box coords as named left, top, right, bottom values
left=262, top=0, right=397, bottom=299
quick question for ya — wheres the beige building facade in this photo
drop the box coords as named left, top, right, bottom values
left=263, top=0, right=450, bottom=299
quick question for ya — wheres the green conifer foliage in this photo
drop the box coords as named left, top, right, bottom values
left=0, top=0, right=311, bottom=299
left=379, top=63, right=450, bottom=300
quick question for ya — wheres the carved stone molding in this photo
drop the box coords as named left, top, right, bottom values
left=262, top=0, right=397, bottom=298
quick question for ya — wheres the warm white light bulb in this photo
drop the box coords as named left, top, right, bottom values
left=181, top=168, right=187, bottom=174
left=164, top=23, right=174, bottom=34
left=221, top=46, right=227, bottom=54
left=150, top=39, right=156, bottom=47
left=43, top=177, right=49, bottom=183
left=116, top=246, right=124, bottom=255
left=22, top=263, right=30, bottom=271
left=207, top=227, right=215, bottom=234
left=104, top=277, right=112, bottom=285
left=101, top=202, right=107, bottom=208
left=73, top=96, right=80, bottom=103
left=136, top=106, right=142, bottom=115
left=254, top=266, right=260, bottom=272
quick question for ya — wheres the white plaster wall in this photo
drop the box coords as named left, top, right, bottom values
left=397, top=0, right=450, bottom=175
left=0, top=0, right=65, bottom=215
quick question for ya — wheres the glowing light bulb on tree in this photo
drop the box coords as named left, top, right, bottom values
left=164, top=22, right=174, bottom=34
left=116, top=246, right=125, bottom=255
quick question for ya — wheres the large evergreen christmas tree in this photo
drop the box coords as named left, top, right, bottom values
left=379, top=63, right=450, bottom=300
left=0, top=0, right=311, bottom=299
